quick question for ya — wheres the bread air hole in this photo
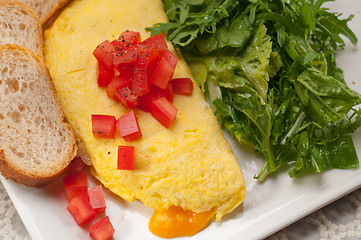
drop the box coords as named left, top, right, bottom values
left=10, top=110, right=21, bottom=123
left=7, top=78, right=19, bottom=93
left=18, top=104, right=25, bottom=112
left=19, top=23, right=25, bottom=31
left=0, top=66, right=7, bottom=74
left=9, top=146, right=25, bottom=159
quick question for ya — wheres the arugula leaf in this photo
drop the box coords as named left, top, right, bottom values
left=148, top=0, right=361, bottom=181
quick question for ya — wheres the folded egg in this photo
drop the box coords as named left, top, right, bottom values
left=44, top=0, right=246, bottom=237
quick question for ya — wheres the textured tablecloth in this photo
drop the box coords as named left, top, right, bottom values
left=0, top=181, right=360, bottom=240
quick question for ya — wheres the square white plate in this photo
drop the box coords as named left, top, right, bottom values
left=2, top=0, right=361, bottom=239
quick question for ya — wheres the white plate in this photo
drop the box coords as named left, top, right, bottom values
left=2, top=0, right=361, bottom=239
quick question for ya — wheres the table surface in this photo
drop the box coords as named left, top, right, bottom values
left=0, top=181, right=360, bottom=240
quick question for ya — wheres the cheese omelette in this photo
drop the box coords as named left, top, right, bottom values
left=44, top=0, right=246, bottom=236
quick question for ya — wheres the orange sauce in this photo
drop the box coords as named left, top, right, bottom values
left=148, top=206, right=215, bottom=238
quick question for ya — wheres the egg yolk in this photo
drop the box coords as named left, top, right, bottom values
left=148, top=206, right=215, bottom=238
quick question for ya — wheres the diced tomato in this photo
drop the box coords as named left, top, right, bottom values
left=67, top=195, right=97, bottom=225
left=151, top=56, right=176, bottom=89
left=131, top=67, right=150, bottom=97
left=63, top=171, right=88, bottom=200
left=137, top=85, right=173, bottom=112
left=93, top=40, right=114, bottom=68
left=161, top=50, right=178, bottom=69
left=97, top=63, right=114, bottom=87
left=88, top=185, right=106, bottom=214
left=170, top=78, right=194, bottom=96
left=150, top=97, right=178, bottom=128
left=140, top=34, right=168, bottom=53
left=91, top=115, right=117, bottom=138
left=116, top=62, right=134, bottom=79
left=118, top=30, right=141, bottom=46
left=65, top=156, right=86, bottom=175
left=112, top=45, right=139, bottom=67
left=117, top=110, right=142, bottom=141
left=89, top=216, right=115, bottom=240
left=106, top=76, right=131, bottom=100
left=115, top=87, right=138, bottom=108
left=117, top=146, right=134, bottom=170
left=134, top=48, right=161, bottom=95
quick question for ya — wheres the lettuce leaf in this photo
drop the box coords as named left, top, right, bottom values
left=147, top=0, right=361, bottom=181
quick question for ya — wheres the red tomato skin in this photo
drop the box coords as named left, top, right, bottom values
left=89, top=216, right=115, bottom=240
left=115, top=87, right=139, bottom=108
left=150, top=96, right=178, bottom=128
left=137, top=85, right=173, bottom=112
left=161, top=50, right=178, bottom=68
left=106, top=76, right=131, bottom=100
left=117, top=146, right=134, bottom=170
left=112, top=45, right=139, bottom=67
left=117, top=110, right=142, bottom=141
left=116, top=62, right=134, bottom=79
left=151, top=57, right=176, bottom=89
left=93, top=40, right=114, bottom=68
left=67, top=195, right=97, bottom=225
left=170, top=78, right=194, bottom=96
left=133, top=48, right=161, bottom=96
left=91, top=115, right=117, bottom=138
left=64, top=156, right=86, bottom=175
left=63, top=171, right=88, bottom=200
left=97, top=63, right=114, bottom=87
left=131, top=67, right=150, bottom=97
left=88, top=185, right=106, bottom=214
left=118, top=30, right=141, bottom=46
left=140, top=34, right=168, bottom=53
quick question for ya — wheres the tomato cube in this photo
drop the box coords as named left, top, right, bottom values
left=117, top=110, right=142, bottom=141
left=91, top=115, right=117, bottom=138
left=89, top=216, right=115, bottom=240
left=137, top=85, right=173, bottom=112
left=115, top=87, right=138, bottom=108
left=117, top=146, right=134, bottom=170
left=88, top=185, right=106, bottom=214
left=151, top=57, right=176, bottom=89
left=63, top=171, right=88, bottom=200
left=140, top=34, right=168, bottom=53
left=131, top=67, right=151, bottom=97
left=97, top=63, right=114, bottom=87
left=170, top=78, right=194, bottom=96
left=112, top=45, right=139, bottom=67
left=150, top=96, right=178, bottom=128
left=67, top=195, right=96, bottom=225
left=93, top=40, right=114, bottom=68
left=116, top=62, right=135, bottom=79
left=65, top=156, right=86, bottom=175
left=118, top=30, right=141, bottom=46
left=161, top=50, right=178, bottom=69
left=106, top=76, right=131, bottom=100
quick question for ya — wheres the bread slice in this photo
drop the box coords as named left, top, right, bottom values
left=0, top=44, right=77, bottom=187
left=1, top=0, right=71, bottom=25
left=0, top=1, right=43, bottom=56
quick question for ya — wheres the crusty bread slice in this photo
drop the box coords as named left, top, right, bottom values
left=1, top=0, right=71, bottom=25
left=0, top=44, right=77, bottom=186
left=0, top=1, right=43, bottom=56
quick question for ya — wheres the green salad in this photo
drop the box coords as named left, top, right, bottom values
left=147, top=0, right=361, bottom=181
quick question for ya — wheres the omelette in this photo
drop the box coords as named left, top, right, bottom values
left=44, top=0, right=245, bottom=237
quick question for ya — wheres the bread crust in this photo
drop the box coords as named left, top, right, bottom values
left=40, top=0, right=71, bottom=25
left=0, top=143, right=76, bottom=187
left=0, top=44, right=78, bottom=186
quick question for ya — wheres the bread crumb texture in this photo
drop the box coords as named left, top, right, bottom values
left=0, top=1, right=42, bottom=56
left=0, top=45, right=76, bottom=181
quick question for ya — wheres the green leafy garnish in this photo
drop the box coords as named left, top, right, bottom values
left=147, top=0, right=361, bottom=181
